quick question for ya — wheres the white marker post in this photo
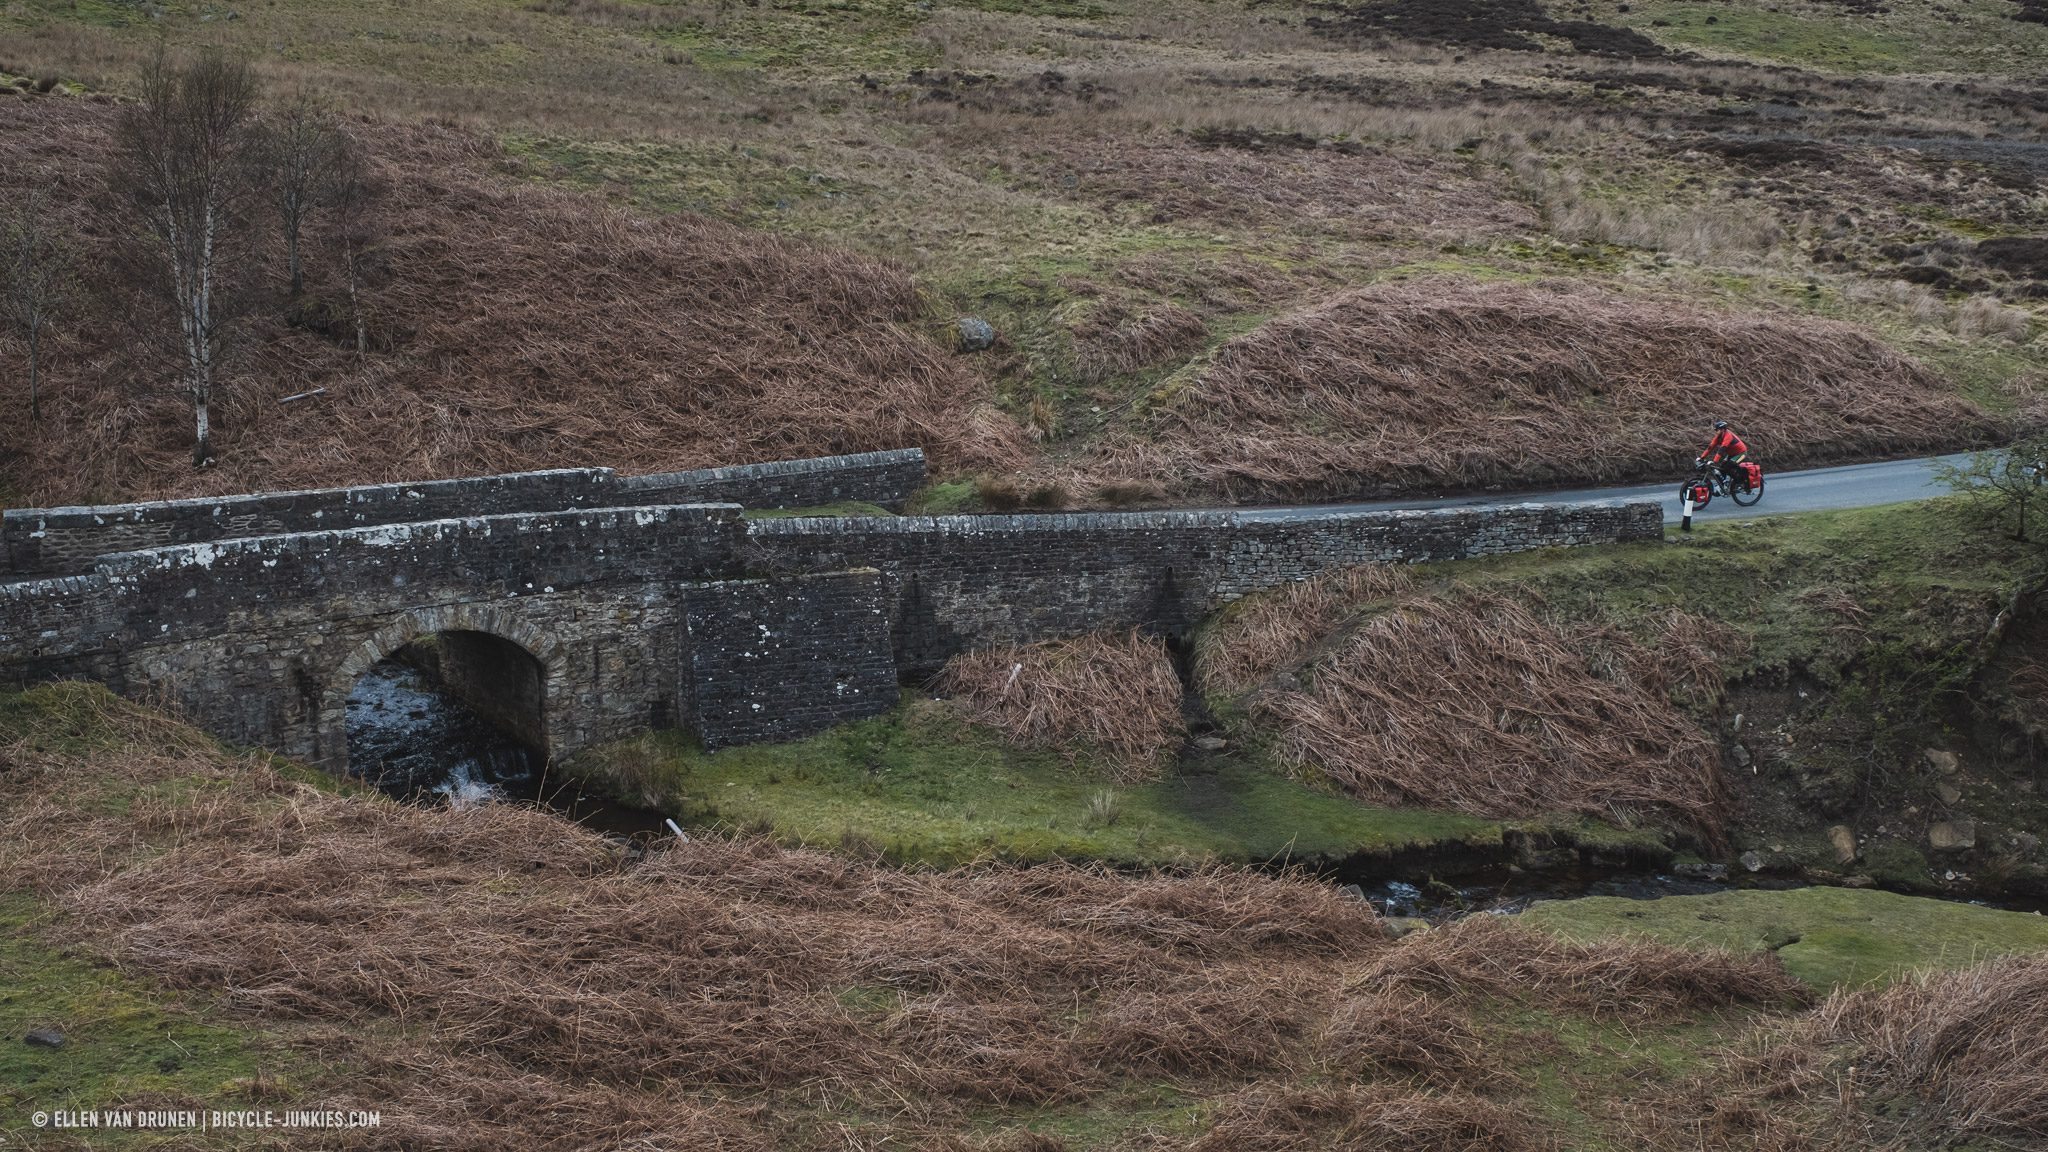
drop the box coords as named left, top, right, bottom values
left=1681, top=491, right=1695, bottom=533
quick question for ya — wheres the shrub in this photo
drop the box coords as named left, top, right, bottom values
left=1024, top=482, right=1071, bottom=509
left=976, top=476, right=1025, bottom=510
left=938, top=628, right=1186, bottom=783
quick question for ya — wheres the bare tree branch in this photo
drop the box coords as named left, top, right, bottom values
left=112, top=43, right=260, bottom=468
left=324, top=127, right=379, bottom=359
left=255, top=91, right=335, bottom=297
left=1937, top=436, right=2048, bottom=544
left=0, top=184, right=72, bottom=424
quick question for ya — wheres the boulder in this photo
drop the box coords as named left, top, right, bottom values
left=1380, top=916, right=1429, bottom=939
left=1935, top=782, right=1962, bottom=806
left=1740, top=849, right=1766, bottom=872
left=1827, top=825, right=1857, bottom=865
left=1924, top=748, right=1961, bottom=775
left=24, top=1028, right=64, bottom=1049
left=954, top=316, right=997, bottom=352
left=1730, top=743, right=1752, bottom=768
left=1191, top=734, right=1228, bottom=752
left=1928, top=819, right=1977, bottom=852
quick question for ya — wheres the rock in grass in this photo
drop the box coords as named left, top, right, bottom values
left=954, top=316, right=996, bottom=352
left=1925, top=748, right=1961, bottom=775
left=24, top=1028, right=64, bottom=1049
left=1928, top=820, right=1977, bottom=852
left=1828, top=825, right=1858, bottom=865
left=1380, top=916, right=1429, bottom=939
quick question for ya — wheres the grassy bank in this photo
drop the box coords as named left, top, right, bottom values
left=1433, top=498, right=2040, bottom=678
left=1526, top=885, right=2048, bottom=992
left=564, top=697, right=1511, bottom=869
left=1197, top=497, right=2048, bottom=898
left=0, top=894, right=297, bottom=1143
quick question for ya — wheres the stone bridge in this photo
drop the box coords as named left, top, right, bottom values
left=0, top=449, right=1664, bottom=772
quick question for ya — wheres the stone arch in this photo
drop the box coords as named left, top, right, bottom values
left=320, top=603, right=567, bottom=771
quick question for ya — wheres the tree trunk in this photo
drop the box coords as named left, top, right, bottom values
left=346, top=245, right=364, bottom=356
left=288, top=226, right=302, bottom=296
left=192, top=394, right=211, bottom=467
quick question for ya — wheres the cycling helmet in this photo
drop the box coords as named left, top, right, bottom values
left=1713, top=420, right=1729, bottom=429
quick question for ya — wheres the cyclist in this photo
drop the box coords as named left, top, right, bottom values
left=1699, top=420, right=1751, bottom=491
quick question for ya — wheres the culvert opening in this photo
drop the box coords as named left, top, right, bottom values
left=344, top=630, right=548, bottom=806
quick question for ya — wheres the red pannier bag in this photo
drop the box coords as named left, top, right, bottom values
left=1741, top=461, right=1762, bottom=490
left=1689, top=482, right=1713, bottom=508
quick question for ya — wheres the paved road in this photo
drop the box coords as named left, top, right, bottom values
left=1234, top=452, right=1981, bottom=524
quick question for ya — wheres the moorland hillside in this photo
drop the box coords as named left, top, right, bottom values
left=3, top=0, right=2045, bottom=503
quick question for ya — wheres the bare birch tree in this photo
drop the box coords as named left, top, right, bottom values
left=113, top=45, right=259, bottom=467
left=256, top=91, right=333, bottom=297
left=325, top=127, right=376, bottom=358
left=0, top=186, right=71, bottom=423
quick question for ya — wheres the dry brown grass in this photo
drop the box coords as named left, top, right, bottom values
left=1252, top=589, right=1730, bottom=842
left=1067, top=294, right=1210, bottom=383
left=0, top=99, right=1027, bottom=505
left=1037, top=130, right=1536, bottom=244
left=1315, top=989, right=1503, bottom=1089
left=1805, top=952, right=2048, bottom=1141
left=936, top=628, right=1185, bottom=783
left=1091, top=279, right=2001, bottom=502
left=1187, top=1083, right=1542, bottom=1152
left=1195, top=563, right=1415, bottom=698
left=1, top=686, right=1398, bottom=1148
left=2, top=682, right=1947, bottom=1150
left=1362, top=914, right=1811, bottom=1017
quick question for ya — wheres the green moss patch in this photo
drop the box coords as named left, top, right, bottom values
left=566, top=698, right=1503, bottom=868
left=1523, top=886, right=2048, bottom=991
left=0, top=896, right=299, bottom=1142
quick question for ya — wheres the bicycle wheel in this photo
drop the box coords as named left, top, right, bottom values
left=1731, top=473, right=1764, bottom=507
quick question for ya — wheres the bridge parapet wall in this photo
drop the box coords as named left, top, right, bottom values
left=743, top=501, right=1662, bottom=673
left=3, top=469, right=617, bottom=577
left=3, top=449, right=929, bottom=577
left=90, top=503, right=747, bottom=645
left=0, top=572, right=130, bottom=688
left=618, top=449, right=927, bottom=512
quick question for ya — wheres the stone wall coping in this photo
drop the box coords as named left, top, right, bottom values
left=0, top=572, right=111, bottom=600
left=4, top=468, right=618, bottom=527
left=617, top=448, right=925, bottom=490
left=743, top=500, right=1660, bottom=536
left=88, top=503, right=746, bottom=577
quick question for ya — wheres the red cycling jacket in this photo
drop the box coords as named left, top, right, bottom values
left=1703, top=428, right=1748, bottom=461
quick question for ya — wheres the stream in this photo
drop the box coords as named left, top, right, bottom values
left=347, top=664, right=2042, bottom=919
left=344, top=658, right=667, bottom=838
